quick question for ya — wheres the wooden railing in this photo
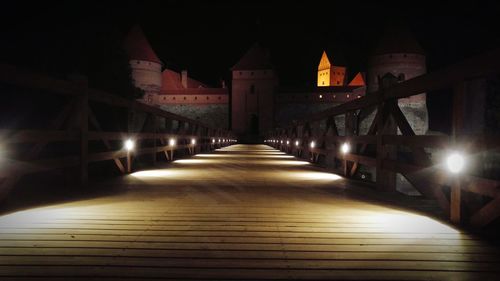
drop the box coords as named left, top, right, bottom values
left=266, top=49, right=500, bottom=227
left=0, top=64, right=234, bottom=200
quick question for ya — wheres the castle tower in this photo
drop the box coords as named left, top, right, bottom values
left=231, top=43, right=277, bottom=139
left=317, top=51, right=347, bottom=87
left=124, top=25, right=162, bottom=105
left=367, top=27, right=428, bottom=135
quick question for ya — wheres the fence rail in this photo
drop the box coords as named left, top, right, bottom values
left=0, top=64, right=234, bottom=200
left=266, top=49, right=500, bottom=227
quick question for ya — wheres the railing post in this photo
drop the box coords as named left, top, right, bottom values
left=152, top=115, right=157, bottom=165
left=375, top=86, right=397, bottom=192
left=450, top=82, right=465, bottom=223
left=74, top=76, right=89, bottom=187
left=344, top=112, right=355, bottom=177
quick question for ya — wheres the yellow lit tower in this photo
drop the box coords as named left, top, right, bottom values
left=317, top=51, right=346, bottom=87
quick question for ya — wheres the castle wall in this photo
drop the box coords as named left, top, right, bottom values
left=330, top=66, right=347, bottom=86
left=157, top=94, right=228, bottom=104
left=159, top=104, right=229, bottom=130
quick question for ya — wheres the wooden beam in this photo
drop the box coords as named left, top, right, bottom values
left=382, top=135, right=450, bottom=148
left=0, top=129, right=79, bottom=144
left=75, top=76, right=89, bottom=187
left=88, top=107, right=125, bottom=174
left=470, top=196, right=500, bottom=227
left=450, top=178, right=462, bottom=224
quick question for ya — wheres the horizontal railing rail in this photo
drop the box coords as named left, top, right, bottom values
left=266, top=49, right=500, bottom=228
left=0, top=64, right=235, bottom=200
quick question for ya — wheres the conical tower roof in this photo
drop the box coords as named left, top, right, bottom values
left=232, top=43, right=273, bottom=70
left=124, top=25, right=161, bottom=64
left=318, top=51, right=331, bottom=70
left=373, top=26, right=425, bottom=56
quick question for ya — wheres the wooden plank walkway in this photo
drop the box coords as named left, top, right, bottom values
left=0, top=144, right=499, bottom=280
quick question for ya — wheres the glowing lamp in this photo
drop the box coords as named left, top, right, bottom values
left=191, top=138, right=196, bottom=145
left=169, top=138, right=176, bottom=146
left=218, top=139, right=221, bottom=143
left=341, top=142, right=351, bottom=154
left=446, top=152, right=465, bottom=174
left=280, top=140, right=283, bottom=144
left=286, top=140, right=290, bottom=145
left=310, top=141, right=316, bottom=149
left=124, top=139, right=135, bottom=151
left=295, top=140, right=299, bottom=146
left=212, top=139, right=215, bottom=143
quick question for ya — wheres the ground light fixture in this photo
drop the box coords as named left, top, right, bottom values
left=446, top=151, right=465, bottom=174
left=169, top=138, right=176, bottom=146
left=341, top=142, right=351, bottom=154
left=310, top=141, right=316, bottom=149
left=124, top=139, right=135, bottom=151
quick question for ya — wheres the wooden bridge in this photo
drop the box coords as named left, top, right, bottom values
left=0, top=49, right=500, bottom=280
left=0, top=144, right=499, bottom=280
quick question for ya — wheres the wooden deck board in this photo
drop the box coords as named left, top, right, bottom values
left=0, top=144, right=499, bottom=280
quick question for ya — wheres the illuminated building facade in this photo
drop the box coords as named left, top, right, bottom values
left=124, top=25, right=229, bottom=129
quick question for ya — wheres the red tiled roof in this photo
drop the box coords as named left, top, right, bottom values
left=348, top=72, right=366, bottom=86
left=232, top=43, right=273, bottom=70
left=161, top=69, right=208, bottom=92
left=124, top=25, right=162, bottom=64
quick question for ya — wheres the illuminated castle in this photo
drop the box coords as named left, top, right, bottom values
left=124, top=25, right=229, bottom=129
left=124, top=25, right=427, bottom=138
left=317, top=51, right=366, bottom=87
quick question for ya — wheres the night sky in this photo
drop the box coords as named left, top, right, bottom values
left=2, top=0, right=500, bottom=131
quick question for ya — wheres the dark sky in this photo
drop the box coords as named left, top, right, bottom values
left=2, top=0, right=499, bottom=86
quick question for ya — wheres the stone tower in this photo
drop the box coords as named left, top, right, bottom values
left=124, top=25, right=163, bottom=105
left=231, top=43, right=277, bottom=140
left=317, top=51, right=347, bottom=87
left=367, top=27, right=428, bottom=135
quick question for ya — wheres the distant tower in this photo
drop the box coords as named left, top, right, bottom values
left=367, top=27, right=428, bottom=135
left=124, top=25, right=162, bottom=105
left=231, top=43, right=277, bottom=139
left=317, top=51, right=347, bottom=87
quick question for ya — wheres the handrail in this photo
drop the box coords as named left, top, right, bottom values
left=266, top=49, right=500, bottom=228
left=0, top=64, right=235, bottom=199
